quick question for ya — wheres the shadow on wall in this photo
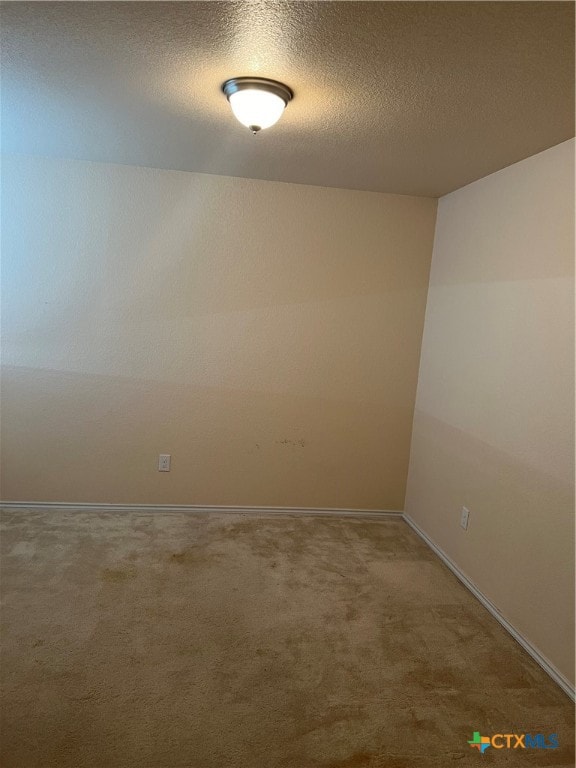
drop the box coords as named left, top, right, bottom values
left=0, top=365, right=413, bottom=510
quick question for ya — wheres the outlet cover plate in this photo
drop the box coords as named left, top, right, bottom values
left=158, top=454, right=171, bottom=472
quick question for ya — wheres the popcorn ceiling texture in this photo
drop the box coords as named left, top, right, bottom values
left=1, top=510, right=574, bottom=768
left=2, top=1, right=574, bottom=196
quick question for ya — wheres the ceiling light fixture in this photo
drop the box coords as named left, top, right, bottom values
left=222, top=77, right=293, bottom=134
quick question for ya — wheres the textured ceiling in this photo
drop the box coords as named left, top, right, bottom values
left=2, top=1, right=574, bottom=197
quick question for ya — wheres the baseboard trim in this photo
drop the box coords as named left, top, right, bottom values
left=403, top=513, right=575, bottom=701
left=0, top=501, right=403, bottom=520
left=1, top=499, right=571, bottom=698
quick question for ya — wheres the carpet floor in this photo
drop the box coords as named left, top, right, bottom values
left=0, top=509, right=573, bottom=767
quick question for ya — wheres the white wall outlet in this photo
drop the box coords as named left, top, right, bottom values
left=158, top=454, right=171, bottom=472
left=460, top=506, right=470, bottom=530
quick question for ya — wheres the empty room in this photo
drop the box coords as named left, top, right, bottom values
left=1, top=2, right=574, bottom=766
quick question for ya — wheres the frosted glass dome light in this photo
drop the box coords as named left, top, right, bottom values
left=229, top=89, right=286, bottom=131
left=222, top=78, right=293, bottom=134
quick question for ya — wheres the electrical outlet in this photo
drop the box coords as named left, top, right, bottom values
left=460, top=506, right=470, bottom=530
left=158, top=454, right=171, bottom=472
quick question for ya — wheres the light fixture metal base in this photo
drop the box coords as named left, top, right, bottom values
left=222, top=77, right=293, bottom=105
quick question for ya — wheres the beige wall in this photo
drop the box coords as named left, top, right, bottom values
left=1, top=155, right=436, bottom=509
left=405, top=140, right=575, bottom=684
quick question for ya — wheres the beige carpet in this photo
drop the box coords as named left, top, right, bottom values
left=1, top=509, right=573, bottom=768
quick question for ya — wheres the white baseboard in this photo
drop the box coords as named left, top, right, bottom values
left=0, top=501, right=403, bottom=520
left=403, top=512, right=575, bottom=701
left=1, top=499, right=571, bottom=699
